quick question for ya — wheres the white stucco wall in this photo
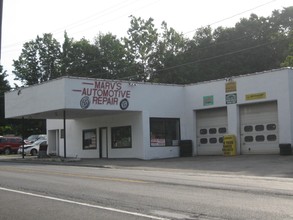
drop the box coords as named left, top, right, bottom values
left=287, top=70, right=293, bottom=145
left=5, top=78, right=66, bottom=118
left=5, top=68, right=293, bottom=159
left=47, top=112, right=145, bottom=159
left=184, top=68, right=293, bottom=154
left=63, top=77, right=185, bottom=115
left=44, top=78, right=186, bottom=159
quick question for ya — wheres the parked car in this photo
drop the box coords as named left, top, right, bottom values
left=18, top=139, right=47, bottom=156
left=0, top=136, right=23, bottom=154
left=24, top=134, right=47, bottom=144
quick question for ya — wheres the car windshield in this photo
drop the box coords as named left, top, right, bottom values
left=31, top=139, right=46, bottom=146
left=26, top=135, right=39, bottom=141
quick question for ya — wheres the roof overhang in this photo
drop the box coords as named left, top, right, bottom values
left=11, top=108, right=135, bottom=120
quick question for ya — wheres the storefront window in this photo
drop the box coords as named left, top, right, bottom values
left=82, top=129, right=97, bottom=150
left=150, top=118, right=180, bottom=147
left=111, top=126, right=132, bottom=148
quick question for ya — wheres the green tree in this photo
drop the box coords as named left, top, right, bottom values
left=123, top=16, right=159, bottom=81
left=150, top=21, right=188, bottom=83
left=0, top=66, right=13, bottom=135
left=281, top=31, right=293, bottom=67
left=61, top=36, right=101, bottom=78
left=13, top=33, right=61, bottom=85
left=0, top=65, right=10, bottom=119
left=0, top=65, right=10, bottom=93
left=171, top=7, right=293, bottom=84
left=60, top=31, right=74, bottom=76
left=95, top=33, right=137, bottom=79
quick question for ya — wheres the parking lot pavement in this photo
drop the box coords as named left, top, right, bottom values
left=1, top=154, right=293, bottom=178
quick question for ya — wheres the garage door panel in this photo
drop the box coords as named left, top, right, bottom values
left=240, top=102, right=279, bottom=154
left=196, top=108, right=227, bottom=155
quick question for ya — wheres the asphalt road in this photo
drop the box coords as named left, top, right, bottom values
left=1, top=162, right=293, bottom=220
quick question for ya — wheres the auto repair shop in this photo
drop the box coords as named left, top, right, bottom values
left=5, top=68, right=293, bottom=159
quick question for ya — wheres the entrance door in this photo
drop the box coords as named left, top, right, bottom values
left=48, top=130, right=59, bottom=156
left=99, top=127, right=108, bottom=158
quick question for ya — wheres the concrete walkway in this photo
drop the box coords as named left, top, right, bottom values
left=1, top=154, right=293, bottom=178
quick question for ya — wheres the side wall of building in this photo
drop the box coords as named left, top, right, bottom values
left=184, top=69, right=292, bottom=155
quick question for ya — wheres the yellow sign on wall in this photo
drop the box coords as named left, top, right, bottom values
left=245, top=92, right=266, bottom=101
left=225, top=81, right=237, bottom=93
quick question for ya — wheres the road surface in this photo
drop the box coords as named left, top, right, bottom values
left=0, top=162, right=293, bottom=219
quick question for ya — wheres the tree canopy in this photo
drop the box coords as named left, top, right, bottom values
left=12, top=6, right=293, bottom=86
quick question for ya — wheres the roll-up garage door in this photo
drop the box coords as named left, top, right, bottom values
left=196, top=107, right=228, bottom=155
left=240, top=101, right=279, bottom=154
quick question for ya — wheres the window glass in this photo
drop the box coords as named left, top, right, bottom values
left=244, top=126, right=253, bottom=132
left=244, top=136, right=253, bottom=142
left=200, top=129, right=207, bottom=135
left=0, top=138, right=7, bottom=143
left=267, top=134, right=277, bottom=141
left=111, top=126, right=132, bottom=148
left=200, top=138, right=208, bottom=144
left=219, top=137, right=223, bottom=143
left=209, top=128, right=217, bottom=134
left=165, top=119, right=180, bottom=146
left=82, top=129, right=97, bottom=150
left=255, top=135, right=265, bottom=142
left=150, top=118, right=180, bottom=146
left=267, top=124, right=276, bottom=131
left=209, top=138, right=217, bottom=144
left=218, top=127, right=227, bottom=134
left=11, top=139, right=17, bottom=143
left=255, top=125, right=264, bottom=131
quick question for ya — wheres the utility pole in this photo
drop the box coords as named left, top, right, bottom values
left=0, top=0, right=3, bottom=61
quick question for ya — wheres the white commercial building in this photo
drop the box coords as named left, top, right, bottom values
left=5, top=68, right=293, bottom=159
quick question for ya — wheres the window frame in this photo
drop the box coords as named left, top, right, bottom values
left=82, top=129, right=97, bottom=150
left=150, top=117, right=181, bottom=147
left=111, top=126, right=132, bottom=149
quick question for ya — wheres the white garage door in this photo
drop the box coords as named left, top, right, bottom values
left=240, top=101, right=279, bottom=154
left=196, top=107, right=228, bottom=155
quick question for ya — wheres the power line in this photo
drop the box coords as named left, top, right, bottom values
left=184, top=0, right=277, bottom=35
left=68, top=0, right=161, bottom=38
left=2, top=0, right=161, bottom=52
left=119, top=38, right=285, bottom=81
left=2, top=0, right=277, bottom=56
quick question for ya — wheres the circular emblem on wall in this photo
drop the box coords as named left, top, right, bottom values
left=120, top=98, right=129, bottom=110
left=80, top=96, right=91, bottom=109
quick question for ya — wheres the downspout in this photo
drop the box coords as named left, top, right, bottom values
left=63, top=110, right=66, bottom=158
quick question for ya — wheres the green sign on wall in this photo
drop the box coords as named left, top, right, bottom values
left=226, top=93, right=237, bottom=104
left=203, top=96, right=214, bottom=106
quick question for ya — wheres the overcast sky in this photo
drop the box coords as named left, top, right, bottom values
left=2, top=0, right=293, bottom=86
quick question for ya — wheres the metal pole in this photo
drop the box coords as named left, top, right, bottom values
left=0, top=0, right=3, bottom=61
left=22, top=117, right=24, bottom=159
left=63, top=110, right=66, bottom=158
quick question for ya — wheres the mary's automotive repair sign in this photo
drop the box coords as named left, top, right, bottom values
left=73, top=81, right=131, bottom=110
